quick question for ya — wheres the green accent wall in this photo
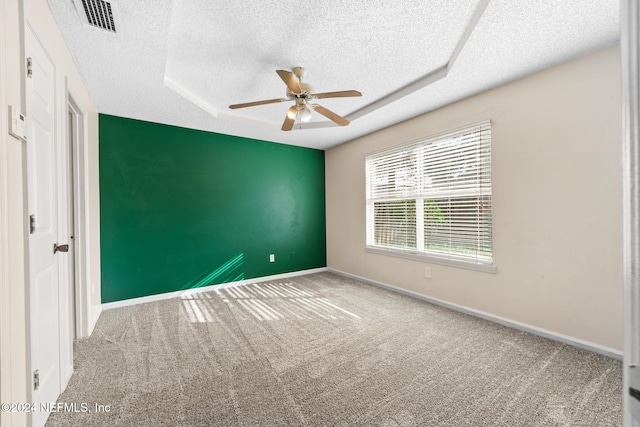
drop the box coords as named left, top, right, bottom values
left=99, top=114, right=326, bottom=303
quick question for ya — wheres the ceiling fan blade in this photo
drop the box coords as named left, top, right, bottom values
left=282, top=106, right=298, bottom=131
left=276, top=70, right=302, bottom=93
left=313, top=90, right=362, bottom=99
left=229, top=98, right=287, bottom=109
left=312, top=105, right=350, bottom=126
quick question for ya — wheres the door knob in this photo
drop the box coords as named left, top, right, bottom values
left=53, top=243, right=69, bottom=254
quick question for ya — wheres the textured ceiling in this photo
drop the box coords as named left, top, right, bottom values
left=48, top=0, right=619, bottom=150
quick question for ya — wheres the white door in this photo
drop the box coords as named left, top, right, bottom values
left=25, top=26, right=61, bottom=427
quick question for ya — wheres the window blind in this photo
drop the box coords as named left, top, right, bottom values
left=366, top=120, right=492, bottom=264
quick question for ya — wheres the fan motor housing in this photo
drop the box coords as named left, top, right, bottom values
left=287, top=82, right=314, bottom=98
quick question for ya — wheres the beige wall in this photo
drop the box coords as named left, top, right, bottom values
left=0, top=1, right=100, bottom=425
left=326, top=45, right=623, bottom=353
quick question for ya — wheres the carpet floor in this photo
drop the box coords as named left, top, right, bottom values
left=46, top=272, right=622, bottom=426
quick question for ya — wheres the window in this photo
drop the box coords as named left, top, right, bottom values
left=366, top=120, right=493, bottom=269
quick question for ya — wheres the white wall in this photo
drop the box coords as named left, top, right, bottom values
left=0, top=2, right=29, bottom=425
left=0, top=1, right=101, bottom=425
left=326, top=45, right=623, bottom=353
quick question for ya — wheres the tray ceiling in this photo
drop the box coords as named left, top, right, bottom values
left=48, top=0, right=619, bottom=150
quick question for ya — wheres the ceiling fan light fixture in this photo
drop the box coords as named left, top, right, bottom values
left=299, top=105, right=312, bottom=123
left=229, top=68, right=362, bottom=131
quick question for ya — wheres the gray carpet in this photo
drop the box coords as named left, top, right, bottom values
left=46, top=272, right=622, bottom=426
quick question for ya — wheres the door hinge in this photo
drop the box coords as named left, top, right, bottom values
left=33, top=370, right=39, bottom=391
left=29, top=214, right=36, bottom=234
left=26, top=57, right=33, bottom=78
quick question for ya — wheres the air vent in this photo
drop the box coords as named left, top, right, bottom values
left=75, top=0, right=118, bottom=33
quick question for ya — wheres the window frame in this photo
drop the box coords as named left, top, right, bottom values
left=365, top=120, right=496, bottom=273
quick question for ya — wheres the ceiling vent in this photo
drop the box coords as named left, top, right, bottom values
left=75, top=0, right=119, bottom=33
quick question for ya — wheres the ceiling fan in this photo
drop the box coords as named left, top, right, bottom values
left=229, top=67, right=362, bottom=131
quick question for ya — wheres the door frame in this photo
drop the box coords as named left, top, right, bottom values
left=0, top=0, right=15, bottom=423
left=66, top=90, right=92, bottom=340
left=623, top=0, right=640, bottom=424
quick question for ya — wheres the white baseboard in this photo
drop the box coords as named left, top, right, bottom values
left=61, top=363, right=74, bottom=391
left=89, top=304, right=102, bottom=335
left=327, top=268, right=623, bottom=360
left=102, top=267, right=328, bottom=310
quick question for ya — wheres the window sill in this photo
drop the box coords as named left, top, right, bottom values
left=365, top=246, right=497, bottom=274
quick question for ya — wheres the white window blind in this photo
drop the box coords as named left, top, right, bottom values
left=366, top=120, right=492, bottom=265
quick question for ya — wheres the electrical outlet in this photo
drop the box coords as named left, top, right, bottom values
left=424, top=267, right=432, bottom=278
left=269, top=254, right=275, bottom=262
